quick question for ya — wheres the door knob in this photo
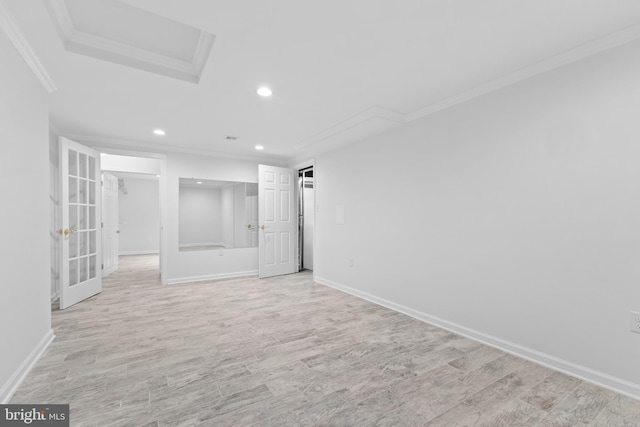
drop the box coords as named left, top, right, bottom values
left=62, top=229, right=77, bottom=236
left=260, top=225, right=266, bottom=230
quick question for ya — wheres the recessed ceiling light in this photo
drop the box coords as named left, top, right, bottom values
left=255, top=145, right=264, bottom=150
left=153, top=129, right=166, bottom=136
left=156, top=174, right=160, bottom=178
left=196, top=181, right=202, bottom=184
left=257, top=87, right=272, bottom=97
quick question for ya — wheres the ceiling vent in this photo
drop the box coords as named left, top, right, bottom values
left=47, top=0, right=215, bottom=83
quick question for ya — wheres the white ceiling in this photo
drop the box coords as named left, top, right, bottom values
left=5, top=0, right=640, bottom=162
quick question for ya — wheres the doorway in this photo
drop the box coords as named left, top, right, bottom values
left=298, top=166, right=314, bottom=271
left=100, top=153, right=163, bottom=277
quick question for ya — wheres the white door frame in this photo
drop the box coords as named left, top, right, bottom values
left=101, top=172, right=119, bottom=277
left=290, top=158, right=315, bottom=279
left=91, top=146, right=168, bottom=284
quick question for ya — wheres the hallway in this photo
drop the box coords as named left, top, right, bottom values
left=11, top=255, right=640, bottom=426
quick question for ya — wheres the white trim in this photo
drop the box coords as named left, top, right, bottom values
left=192, top=31, right=216, bottom=81
left=406, top=23, right=640, bottom=123
left=314, top=276, right=640, bottom=401
left=66, top=133, right=289, bottom=165
left=0, top=2, right=57, bottom=93
left=166, top=270, right=258, bottom=285
left=405, top=24, right=640, bottom=122
left=289, top=158, right=315, bottom=171
left=46, top=0, right=73, bottom=39
left=119, top=250, right=159, bottom=256
left=90, top=146, right=169, bottom=285
left=292, top=24, right=640, bottom=157
left=289, top=159, right=316, bottom=275
left=46, top=0, right=214, bottom=84
left=67, top=30, right=198, bottom=72
left=293, top=106, right=404, bottom=152
left=0, top=329, right=55, bottom=404
left=50, top=290, right=59, bottom=303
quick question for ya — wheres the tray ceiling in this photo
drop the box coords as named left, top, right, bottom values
left=47, top=0, right=214, bottom=83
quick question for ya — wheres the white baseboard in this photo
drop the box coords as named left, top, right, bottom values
left=50, top=290, right=59, bottom=304
left=166, top=270, right=258, bottom=285
left=0, top=329, right=55, bottom=404
left=118, top=250, right=159, bottom=256
left=314, top=276, right=640, bottom=401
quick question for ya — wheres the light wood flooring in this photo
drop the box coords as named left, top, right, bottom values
left=12, top=255, right=640, bottom=426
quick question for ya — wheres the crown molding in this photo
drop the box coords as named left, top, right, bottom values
left=294, top=106, right=405, bottom=152
left=67, top=30, right=198, bottom=74
left=289, top=155, right=316, bottom=169
left=0, top=2, right=57, bottom=93
left=46, top=0, right=214, bottom=83
left=46, top=0, right=73, bottom=38
left=62, top=133, right=289, bottom=164
left=191, top=31, right=215, bottom=82
left=295, top=23, right=640, bottom=156
left=405, top=23, right=640, bottom=122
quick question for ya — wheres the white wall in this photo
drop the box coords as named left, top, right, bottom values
left=0, top=32, right=53, bottom=401
left=315, top=40, right=640, bottom=398
left=167, top=152, right=260, bottom=283
left=101, top=153, right=161, bottom=175
left=303, top=185, right=314, bottom=269
left=117, top=177, right=160, bottom=254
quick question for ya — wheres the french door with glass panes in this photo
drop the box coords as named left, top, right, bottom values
left=59, top=137, right=102, bottom=309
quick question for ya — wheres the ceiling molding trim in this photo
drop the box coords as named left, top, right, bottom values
left=0, top=2, right=57, bottom=93
left=293, top=24, right=640, bottom=157
left=191, top=31, right=215, bottom=82
left=105, top=171, right=159, bottom=181
left=63, top=133, right=288, bottom=164
left=46, top=0, right=214, bottom=83
left=294, top=106, right=405, bottom=151
left=46, top=0, right=73, bottom=38
left=406, top=23, right=640, bottom=122
left=289, top=157, right=315, bottom=170
left=67, top=30, right=197, bottom=74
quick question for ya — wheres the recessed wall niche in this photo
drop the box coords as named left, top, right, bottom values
left=178, top=178, right=258, bottom=251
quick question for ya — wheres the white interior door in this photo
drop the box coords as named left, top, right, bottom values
left=59, top=137, right=102, bottom=309
left=102, top=172, right=119, bottom=277
left=258, top=164, right=297, bottom=278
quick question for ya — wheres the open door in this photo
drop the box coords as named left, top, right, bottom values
left=258, top=164, right=297, bottom=278
left=102, top=172, right=118, bottom=277
left=59, top=137, right=102, bottom=309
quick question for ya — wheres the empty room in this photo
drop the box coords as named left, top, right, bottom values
left=2, top=0, right=640, bottom=425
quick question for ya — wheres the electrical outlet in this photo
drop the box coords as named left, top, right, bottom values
left=630, top=311, right=640, bottom=334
